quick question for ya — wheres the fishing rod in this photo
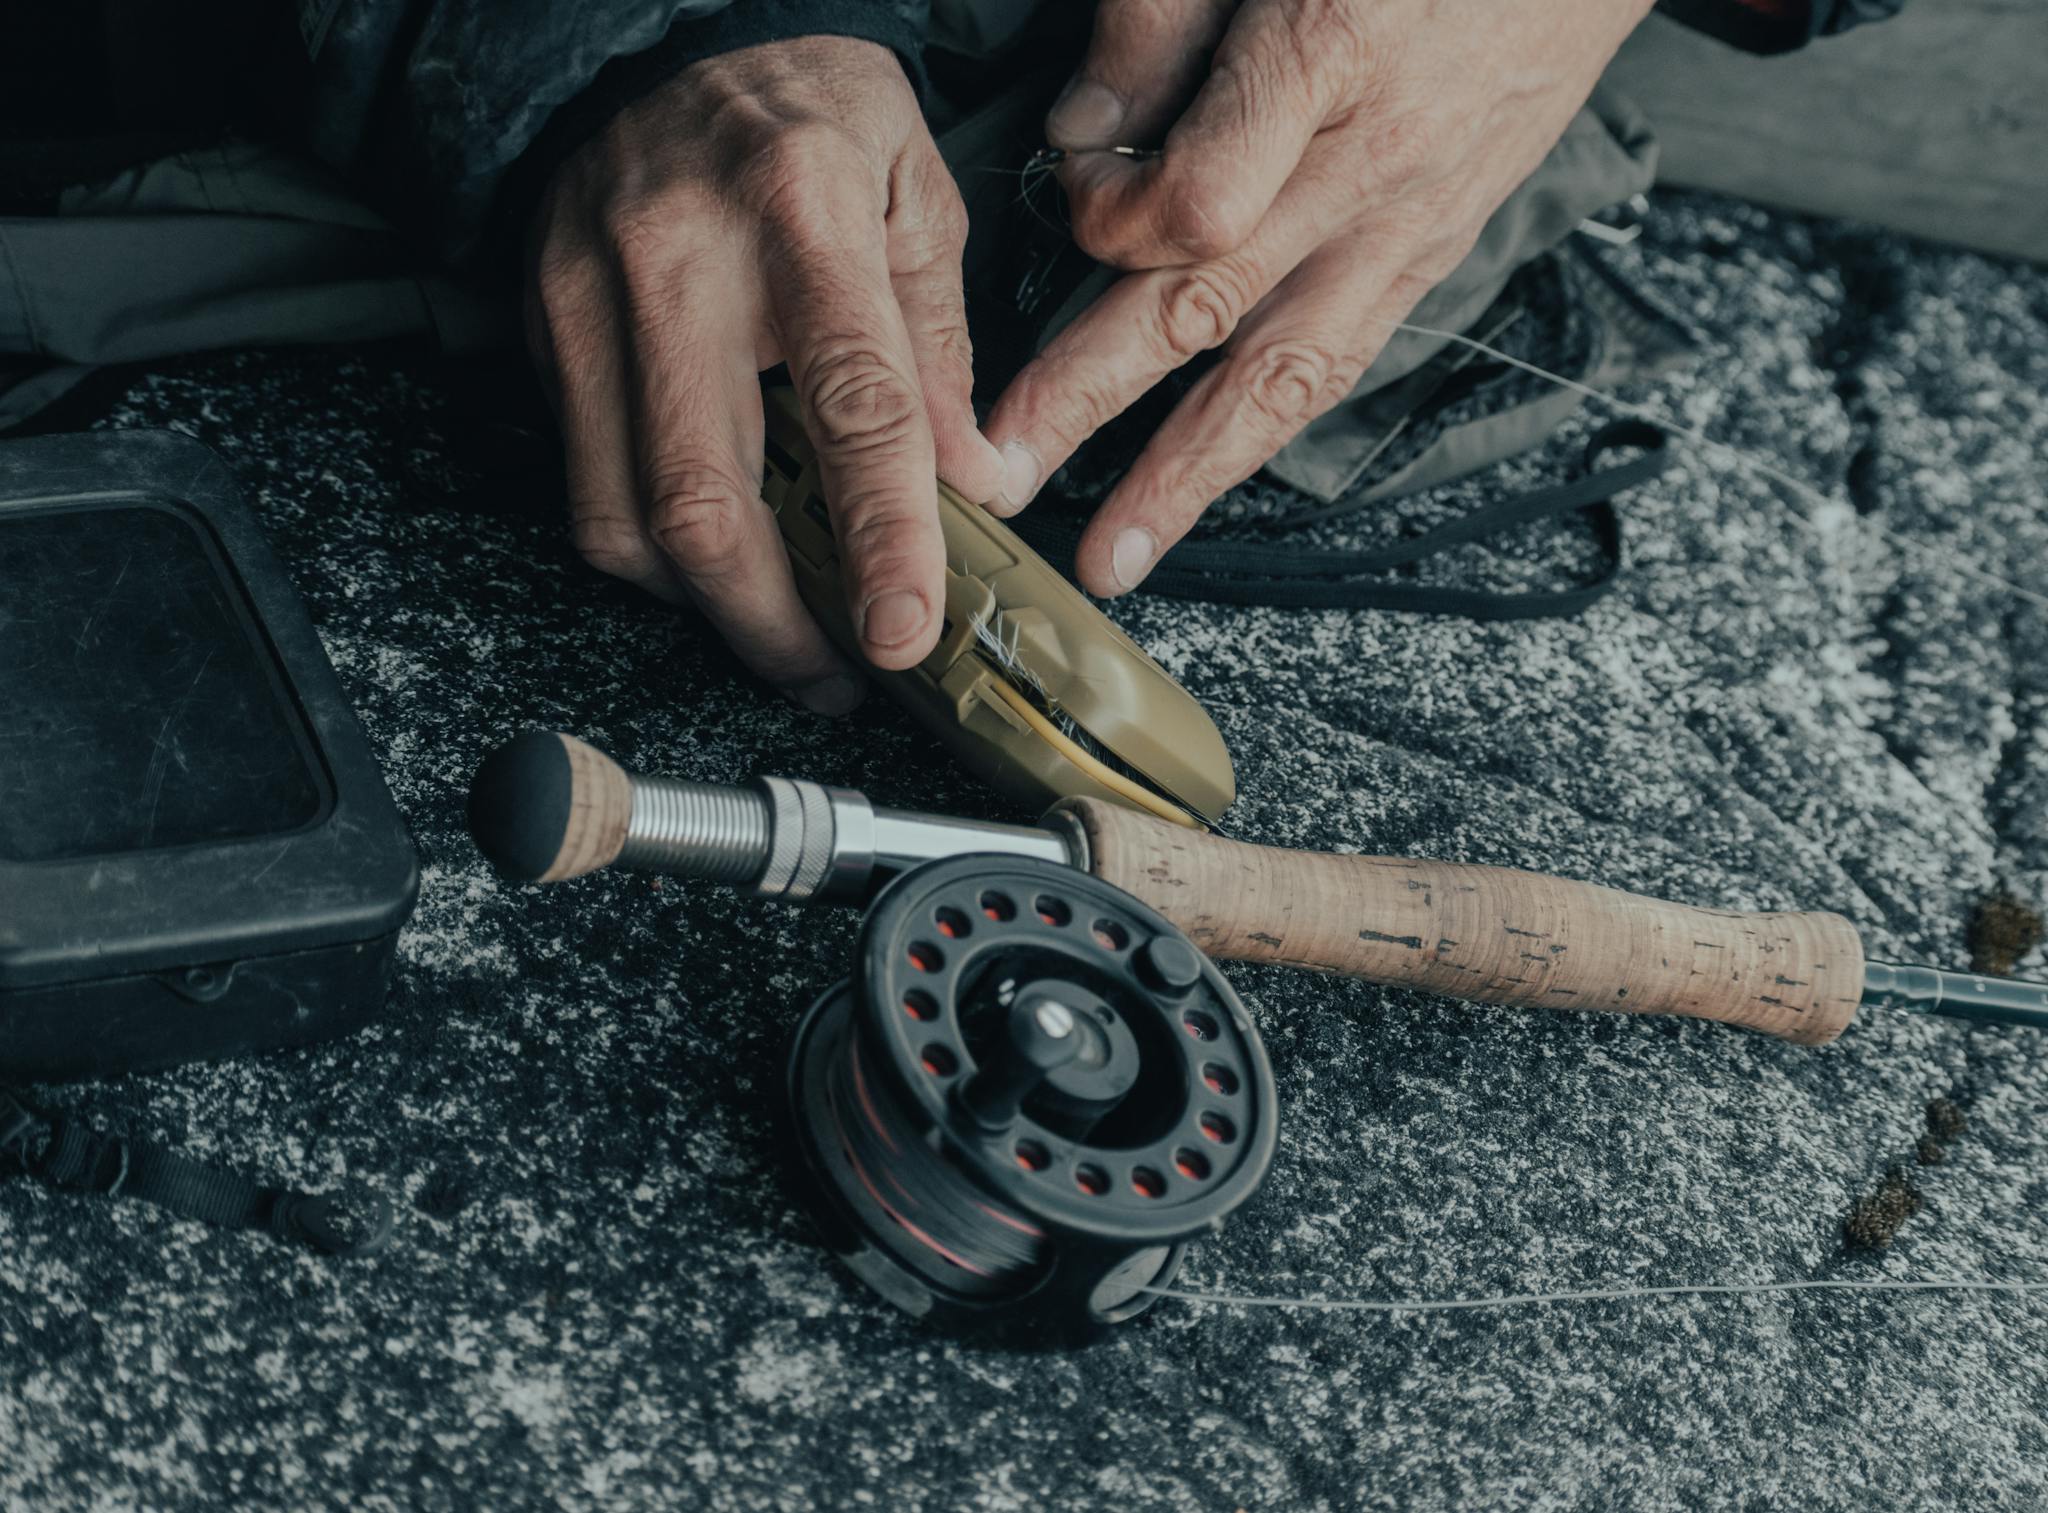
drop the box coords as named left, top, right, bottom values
left=468, top=730, right=2048, bottom=1045
left=467, top=730, right=2047, bottom=1334
left=460, top=233, right=2048, bottom=1333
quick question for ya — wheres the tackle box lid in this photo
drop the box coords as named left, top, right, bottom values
left=0, top=429, right=418, bottom=990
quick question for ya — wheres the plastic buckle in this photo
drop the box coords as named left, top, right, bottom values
left=0, top=1094, right=47, bottom=1170
left=1577, top=192, right=1652, bottom=247
left=280, top=1188, right=396, bottom=1258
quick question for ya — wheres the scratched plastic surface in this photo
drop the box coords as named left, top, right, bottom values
left=0, top=502, right=327, bottom=862
left=0, top=429, right=415, bottom=1077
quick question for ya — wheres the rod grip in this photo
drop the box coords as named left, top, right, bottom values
left=1067, top=800, right=1866, bottom=1045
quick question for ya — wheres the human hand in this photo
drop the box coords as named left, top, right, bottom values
left=527, top=36, right=1004, bottom=712
left=984, top=0, right=1655, bottom=596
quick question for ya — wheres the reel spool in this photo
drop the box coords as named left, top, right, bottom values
left=785, top=854, right=1277, bottom=1334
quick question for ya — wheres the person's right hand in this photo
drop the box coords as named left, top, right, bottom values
left=983, top=0, right=1651, bottom=599
left=527, top=36, right=1003, bottom=714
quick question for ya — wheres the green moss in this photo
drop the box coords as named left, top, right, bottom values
left=1925, top=1097, right=1967, bottom=1144
left=1844, top=1170, right=1923, bottom=1251
left=1968, top=894, right=2044, bottom=977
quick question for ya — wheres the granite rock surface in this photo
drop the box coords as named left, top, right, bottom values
left=3, top=191, right=2046, bottom=1512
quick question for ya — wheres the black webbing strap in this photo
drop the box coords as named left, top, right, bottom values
left=1010, top=419, right=1669, bottom=620
left=0, top=1089, right=391, bottom=1257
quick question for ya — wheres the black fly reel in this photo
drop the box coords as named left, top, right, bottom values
left=785, top=854, right=1277, bottom=1334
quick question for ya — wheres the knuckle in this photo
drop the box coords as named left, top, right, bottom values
left=994, top=363, right=1072, bottom=446
left=599, top=194, right=689, bottom=285
left=801, top=348, right=923, bottom=456
left=836, top=505, right=926, bottom=574
left=1367, top=111, right=1443, bottom=189
left=1409, top=237, right=1469, bottom=287
left=569, top=511, right=651, bottom=581
left=736, top=124, right=856, bottom=223
left=1240, top=340, right=1342, bottom=430
left=1383, top=267, right=1440, bottom=314
left=1407, top=202, right=1484, bottom=285
left=1157, top=263, right=1253, bottom=362
left=1065, top=200, right=1139, bottom=270
left=1010, top=359, right=1118, bottom=454
left=1068, top=362, right=1135, bottom=440
left=887, top=156, right=971, bottom=259
left=645, top=468, right=753, bottom=576
left=531, top=239, right=593, bottom=309
left=925, top=182, right=971, bottom=255
left=1141, top=450, right=1226, bottom=522
left=925, top=317, right=976, bottom=387
left=533, top=165, right=605, bottom=248
left=1287, top=0, right=1370, bottom=85
left=1325, top=349, right=1370, bottom=404
left=1103, top=0, right=1184, bottom=39
left=541, top=317, right=610, bottom=401
left=530, top=252, right=607, bottom=360
left=1160, top=177, right=1259, bottom=262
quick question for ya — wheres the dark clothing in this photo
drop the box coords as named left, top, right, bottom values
left=2, top=1, right=1899, bottom=267
left=1660, top=0, right=1908, bottom=53
left=308, top=0, right=1896, bottom=262
left=0, top=0, right=1903, bottom=435
left=304, top=0, right=928, bottom=262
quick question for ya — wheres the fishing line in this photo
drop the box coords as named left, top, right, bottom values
left=777, top=157, right=2048, bottom=1329
left=1383, top=317, right=2048, bottom=611
left=1118, top=310, right=2045, bottom=1320
left=1007, top=148, right=1077, bottom=236
left=820, top=1011, right=1048, bottom=1290
left=1146, top=1275, right=2048, bottom=1314
left=992, top=145, right=1170, bottom=239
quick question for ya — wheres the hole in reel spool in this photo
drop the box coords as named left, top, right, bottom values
left=783, top=855, right=1278, bottom=1335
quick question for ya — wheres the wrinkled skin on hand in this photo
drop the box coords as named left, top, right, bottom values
left=984, top=0, right=1657, bottom=597
left=527, top=37, right=1003, bottom=713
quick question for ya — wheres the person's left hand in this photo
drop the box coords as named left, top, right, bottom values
left=982, top=0, right=1654, bottom=596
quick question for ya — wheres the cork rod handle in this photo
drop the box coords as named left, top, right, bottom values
left=1068, top=800, right=1867, bottom=1045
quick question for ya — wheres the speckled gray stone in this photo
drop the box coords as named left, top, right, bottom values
left=3, top=192, right=2046, bottom=1512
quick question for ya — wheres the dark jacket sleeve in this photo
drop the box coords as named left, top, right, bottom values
left=1655, top=0, right=1907, bottom=53
left=299, top=0, right=928, bottom=264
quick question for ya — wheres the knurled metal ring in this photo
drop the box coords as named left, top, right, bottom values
left=785, top=780, right=837, bottom=902
left=754, top=776, right=807, bottom=898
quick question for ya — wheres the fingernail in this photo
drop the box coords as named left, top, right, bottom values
left=790, top=674, right=865, bottom=717
left=862, top=589, right=928, bottom=649
left=997, top=441, right=1041, bottom=513
left=1110, top=527, right=1157, bottom=591
left=1047, top=79, right=1126, bottom=149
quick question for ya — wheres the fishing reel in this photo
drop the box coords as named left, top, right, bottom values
left=785, top=854, right=1277, bottom=1335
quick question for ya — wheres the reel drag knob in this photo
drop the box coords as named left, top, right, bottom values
left=959, top=999, right=1083, bottom=1132
left=784, top=854, right=1278, bottom=1336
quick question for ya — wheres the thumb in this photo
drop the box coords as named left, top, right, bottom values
left=1046, top=0, right=1237, bottom=152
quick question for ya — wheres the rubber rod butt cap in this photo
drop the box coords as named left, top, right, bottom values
left=467, top=729, right=578, bottom=882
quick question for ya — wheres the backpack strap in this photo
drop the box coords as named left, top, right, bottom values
left=1, top=1089, right=391, bottom=1257
left=1011, top=419, right=1668, bottom=621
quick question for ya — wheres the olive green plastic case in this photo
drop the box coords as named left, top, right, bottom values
left=760, top=388, right=1233, bottom=825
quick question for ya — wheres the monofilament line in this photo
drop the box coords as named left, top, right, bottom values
left=1147, top=1276, right=2048, bottom=1315
left=1385, top=318, right=2048, bottom=612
